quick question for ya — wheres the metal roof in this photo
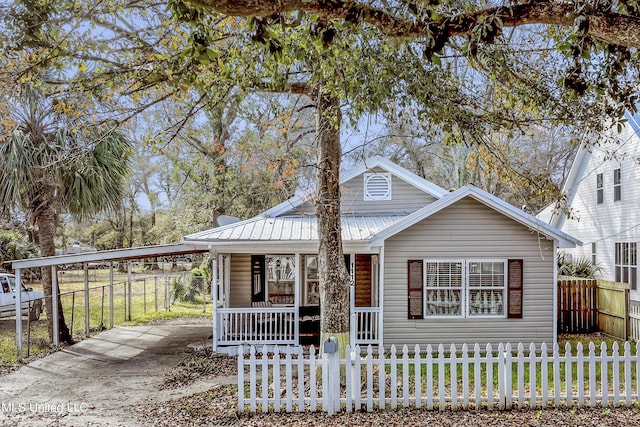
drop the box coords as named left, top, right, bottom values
left=183, top=215, right=405, bottom=243
left=11, top=243, right=209, bottom=269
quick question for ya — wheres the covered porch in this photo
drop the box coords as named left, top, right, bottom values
left=211, top=251, right=382, bottom=353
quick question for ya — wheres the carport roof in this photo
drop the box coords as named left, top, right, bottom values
left=11, top=243, right=209, bottom=269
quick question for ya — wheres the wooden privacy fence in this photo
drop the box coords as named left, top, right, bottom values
left=597, top=280, right=630, bottom=340
left=557, top=276, right=598, bottom=334
left=557, top=277, right=629, bottom=339
left=238, top=342, right=640, bottom=414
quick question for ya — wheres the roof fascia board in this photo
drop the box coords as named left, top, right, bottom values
left=180, top=241, right=375, bottom=253
left=12, top=243, right=208, bottom=269
left=370, top=185, right=580, bottom=248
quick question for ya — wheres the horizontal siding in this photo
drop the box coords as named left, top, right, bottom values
left=281, top=167, right=438, bottom=216
left=560, top=126, right=640, bottom=285
left=383, top=197, right=555, bottom=349
left=342, top=167, right=437, bottom=214
left=229, top=254, right=251, bottom=308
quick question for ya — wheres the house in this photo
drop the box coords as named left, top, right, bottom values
left=182, top=156, right=579, bottom=354
left=537, top=114, right=640, bottom=302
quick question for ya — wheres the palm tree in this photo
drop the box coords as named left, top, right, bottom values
left=0, top=85, right=132, bottom=343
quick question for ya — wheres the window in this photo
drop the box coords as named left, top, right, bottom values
left=303, top=255, right=319, bottom=306
left=596, top=173, right=603, bottom=204
left=615, top=242, right=637, bottom=290
left=364, top=173, right=392, bottom=201
left=266, top=255, right=295, bottom=304
left=425, top=260, right=463, bottom=316
left=251, top=255, right=296, bottom=305
left=0, top=277, right=9, bottom=294
left=614, top=168, right=621, bottom=202
left=468, top=261, right=506, bottom=316
left=423, top=259, right=508, bottom=318
left=591, top=242, right=597, bottom=265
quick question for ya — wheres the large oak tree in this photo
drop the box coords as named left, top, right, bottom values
left=184, top=0, right=640, bottom=348
left=4, top=0, right=640, bottom=349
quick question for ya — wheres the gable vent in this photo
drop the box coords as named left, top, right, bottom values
left=364, top=173, right=392, bottom=201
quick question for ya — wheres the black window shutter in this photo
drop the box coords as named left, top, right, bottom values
left=251, top=255, right=265, bottom=303
left=507, top=259, right=523, bottom=319
left=408, top=260, right=424, bottom=319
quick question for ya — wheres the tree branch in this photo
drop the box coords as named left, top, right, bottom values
left=197, top=0, right=640, bottom=48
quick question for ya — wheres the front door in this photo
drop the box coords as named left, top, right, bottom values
left=355, top=254, right=372, bottom=307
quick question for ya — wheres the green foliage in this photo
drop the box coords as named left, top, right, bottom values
left=172, top=278, right=187, bottom=302
left=558, top=252, right=604, bottom=278
left=0, top=230, right=39, bottom=269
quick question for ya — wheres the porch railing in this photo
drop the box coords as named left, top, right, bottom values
left=217, top=307, right=297, bottom=345
left=353, top=307, right=379, bottom=345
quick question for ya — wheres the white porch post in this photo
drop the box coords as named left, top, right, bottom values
left=349, top=253, right=355, bottom=346
left=294, top=253, right=300, bottom=344
left=15, top=268, right=23, bottom=361
left=52, top=266, right=59, bottom=346
left=378, top=246, right=385, bottom=347
left=211, top=251, right=218, bottom=353
left=552, top=244, right=558, bottom=344
left=223, top=255, right=230, bottom=307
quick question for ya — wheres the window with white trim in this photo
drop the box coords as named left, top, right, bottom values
left=424, top=259, right=507, bottom=318
left=615, top=242, right=637, bottom=290
left=596, top=173, right=603, bottom=204
left=468, top=261, right=506, bottom=316
left=364, top=173, right=392, bottom=201
left=425, top=260, right=463, bottom=316
left=613, top=168, right=621, bottom=202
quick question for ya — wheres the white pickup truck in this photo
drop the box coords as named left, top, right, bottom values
left=0, top=273, right=44, bottom=321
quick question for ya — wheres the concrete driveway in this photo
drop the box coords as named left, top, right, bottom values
left=0, top=320, right=216, bottom=426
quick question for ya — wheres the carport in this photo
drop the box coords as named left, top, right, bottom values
left=10, top=243, right=212, bottom=360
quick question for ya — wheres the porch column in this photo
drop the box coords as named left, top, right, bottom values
left=294, top=253, right=300, bottom=344
left=15, top=268, right=23, bottom=361
left=349, top=253, right=355, bottom=346
left=552, top=244, right=558, bottom=344
left=211, top=251, right=218, bottom=353
left=378, top=246, right=385, bottom=347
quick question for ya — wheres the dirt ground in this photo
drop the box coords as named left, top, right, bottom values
left=1, top=318, right=640, bottom=426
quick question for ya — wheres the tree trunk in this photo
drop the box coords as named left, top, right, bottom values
left=36, top=205, right=73, bottom=344
left=316, top=91, right=351, bottom=353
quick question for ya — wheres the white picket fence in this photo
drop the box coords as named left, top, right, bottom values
left=237, top=341, right=640, bottom=414
left=630, top=304, right=640, bottom=342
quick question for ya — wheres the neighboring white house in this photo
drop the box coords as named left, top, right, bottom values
left=538, top=114, right=640, bottom=301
